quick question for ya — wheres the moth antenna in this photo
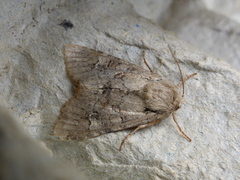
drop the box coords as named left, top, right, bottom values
left=143, top=51, right=153, bottom=72
left=172, top=113, right=191, bottom=142
left=167, top=45, right=185, bottom=97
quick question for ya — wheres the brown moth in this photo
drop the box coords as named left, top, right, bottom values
left=54, top=45, right=196, bottom=150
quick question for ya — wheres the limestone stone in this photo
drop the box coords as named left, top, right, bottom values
left=0, top=0, right=239, bottom=179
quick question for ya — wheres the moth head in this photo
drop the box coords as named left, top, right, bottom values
left=141, top=81, right=184, bottom=114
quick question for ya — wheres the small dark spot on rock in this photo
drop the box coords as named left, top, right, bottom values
left=59, top=20, right=74, bottom=30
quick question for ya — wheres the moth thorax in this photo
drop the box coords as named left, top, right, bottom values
left=141, top=81, right=183, bottom=114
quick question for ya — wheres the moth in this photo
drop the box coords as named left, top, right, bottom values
left=54, top=44, right=196, bottom=150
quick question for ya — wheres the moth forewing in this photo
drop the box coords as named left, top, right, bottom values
left=54, top=45, right=196, bottom=150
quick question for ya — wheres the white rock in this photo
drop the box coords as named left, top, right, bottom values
left=162, top=0, right=240, bottom=72
left=0, top=0, right=239, bottom=179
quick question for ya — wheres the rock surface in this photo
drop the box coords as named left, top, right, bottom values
left=0, top=106, right=88, bottom=180
left=0, top=0, right=239, bottom=179
left=129, top=0, right=240, bottom=71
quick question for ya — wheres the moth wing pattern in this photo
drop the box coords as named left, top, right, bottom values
left=54, top=45, right=169, bottom=140
left=54, top=89, right=168, bottom=140
left=64, top=45, right=160, bottom=92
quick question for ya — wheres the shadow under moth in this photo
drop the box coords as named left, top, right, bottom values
left=54, top=44, right=196, bottom=150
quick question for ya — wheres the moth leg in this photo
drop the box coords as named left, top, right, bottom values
left=119, top=119, right=161, bottom=151
left=177, top=73, right=197, bottom=88
left=142, top=51, right=153, bottom=72
left=172, top=113, right=191, bottom=142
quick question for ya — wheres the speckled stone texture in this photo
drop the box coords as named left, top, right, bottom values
left=0, top=0, right=239, bottom=179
